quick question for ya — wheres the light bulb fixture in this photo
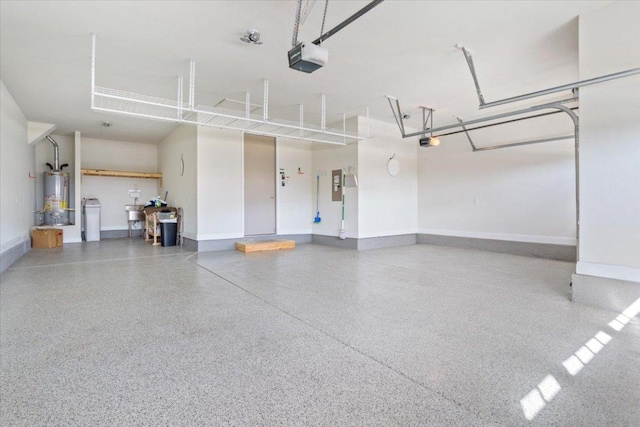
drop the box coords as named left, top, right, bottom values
left=419, top=136, right=440, bottom=147
left=240, top=29, right=263, bottom=45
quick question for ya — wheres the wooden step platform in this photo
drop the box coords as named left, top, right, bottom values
left=235, top=240, right=295, bottom=253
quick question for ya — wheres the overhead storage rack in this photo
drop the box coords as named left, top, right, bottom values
left=90, top=34, right=364, bottom=146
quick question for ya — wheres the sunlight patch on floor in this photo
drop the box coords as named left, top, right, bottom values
left=520, top=298, right=638, bottom=420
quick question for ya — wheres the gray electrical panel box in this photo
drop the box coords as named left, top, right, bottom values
left=332, top=169, right=342, bottom=202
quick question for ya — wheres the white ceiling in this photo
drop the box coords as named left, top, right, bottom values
left=1, top=0, right=608, bottom=144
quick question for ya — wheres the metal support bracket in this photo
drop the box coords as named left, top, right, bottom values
left=177, top=76, right=184, bottom=121
left=291, top=0, right=303, bottom=47
left=420, top=107, right=433, bottom=133
left=456, top=116, right=477, bottom=151
left=189, top=60, right=195, bottom=110
left=454, top=115, right=572, bottom=152
left=312, top=0, right=385, bottom=46
left=456, top=45, right=485, bottom=107
left=473, top=135, right=574, bottom=152
left=386, top=96, right=406, bottom=137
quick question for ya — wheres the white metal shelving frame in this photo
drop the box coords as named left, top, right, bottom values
left=90, top=34, right=364, bottom=145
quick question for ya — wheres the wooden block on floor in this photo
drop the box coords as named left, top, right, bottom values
left=235, top=240, right=295, bottom=253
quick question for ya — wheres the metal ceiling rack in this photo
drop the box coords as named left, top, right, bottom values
left=457, top=44, right=640, bottom=110
left=90, top=34, right=364, bottom=145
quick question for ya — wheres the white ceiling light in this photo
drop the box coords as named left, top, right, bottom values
left=240, top=29, right=262, bottom=45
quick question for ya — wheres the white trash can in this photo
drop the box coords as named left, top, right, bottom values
left=83, top=198, right=101, bottom=242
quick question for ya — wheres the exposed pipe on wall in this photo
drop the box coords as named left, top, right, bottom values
left=45, top=135, right=60, bottom=171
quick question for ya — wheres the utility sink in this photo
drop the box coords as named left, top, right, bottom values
left=125, top=205, right=145, bottom=221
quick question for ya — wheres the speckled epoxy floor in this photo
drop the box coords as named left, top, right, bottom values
left=1, top=241, right=638, bottom=426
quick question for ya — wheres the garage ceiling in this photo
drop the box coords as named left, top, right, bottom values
left=0, top=1, right=608, bottom=143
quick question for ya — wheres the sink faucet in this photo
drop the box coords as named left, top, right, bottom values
left=134, top=197, right=139, bottom=206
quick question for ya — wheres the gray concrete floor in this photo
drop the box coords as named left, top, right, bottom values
left=1, top=240, right=638, bottom=426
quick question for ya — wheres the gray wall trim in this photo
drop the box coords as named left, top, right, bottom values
left=198, top=238, right=240, bottom=252
left=311, top=234, right=416, bottom=251
left=417, top=233, right=576, bottom=262
left=0, top=238, right=31, bottom=273
left=183, top=237, right=198, bottom=252
left=572, top=273, right=640, bottom=313
left=356, top=234, right=416, bottom=251
left=101, top=230, right=143, bottom=239
left=312, top=234, right=358, bottom=250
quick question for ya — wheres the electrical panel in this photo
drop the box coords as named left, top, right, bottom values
left=332, top=169, right=342, bottom=202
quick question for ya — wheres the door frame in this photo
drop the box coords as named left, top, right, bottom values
left=242, top=132, right=278, bottom=236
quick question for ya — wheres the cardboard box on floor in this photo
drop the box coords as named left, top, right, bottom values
left=32, top=228, right=63, bottom=248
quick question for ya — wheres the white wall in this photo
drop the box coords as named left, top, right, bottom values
left=357, top=117, right=418, bottom=238
left=195, top=128, right=313, bottom=240
left=81, top=137, right=159, bottom=231
left=577, top=1, right=640, bottom=281
left=276, top=138, right=313, bottom=235
left=0, top=80, right=34, bottom=254
left=417, top=112, right=577, bottom=245
left=158, top=125, right=198, bottom=239
left=196, top=127, right=244, bottom=240
left=311, top=140, right=358, bottom=238
left=68, top=132, right=82, bottom=242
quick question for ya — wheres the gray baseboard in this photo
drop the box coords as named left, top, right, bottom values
left=311, top=234, right=416, bottom=251
left=357, top=234, right=416, bottom=250
left=417, top=234, right=576, bottom=262
left=101, top=229, right=143, bottom=239
left=192, top=234, right=312, bottom=252
left=0, top=238, right=31, bottom=273
left=311, top=235, right=358, bottom=250
left=80, top=229, right=147, bottom=240
left=183, top=237, right=198, bottom=252
left=572, top=274, right=640, bottom=313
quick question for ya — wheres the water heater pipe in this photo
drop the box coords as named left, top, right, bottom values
left=45, top=135, right=60, bottom=171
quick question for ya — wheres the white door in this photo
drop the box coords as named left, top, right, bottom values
left=244, top=134, right=276, bottom=235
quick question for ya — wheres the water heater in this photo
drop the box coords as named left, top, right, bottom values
left=42, top=135, right=71, bottom=226
left=44, top=171, right=70, bottom=225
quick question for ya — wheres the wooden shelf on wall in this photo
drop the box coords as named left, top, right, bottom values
left=81, top=168, right=162, bottom=180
